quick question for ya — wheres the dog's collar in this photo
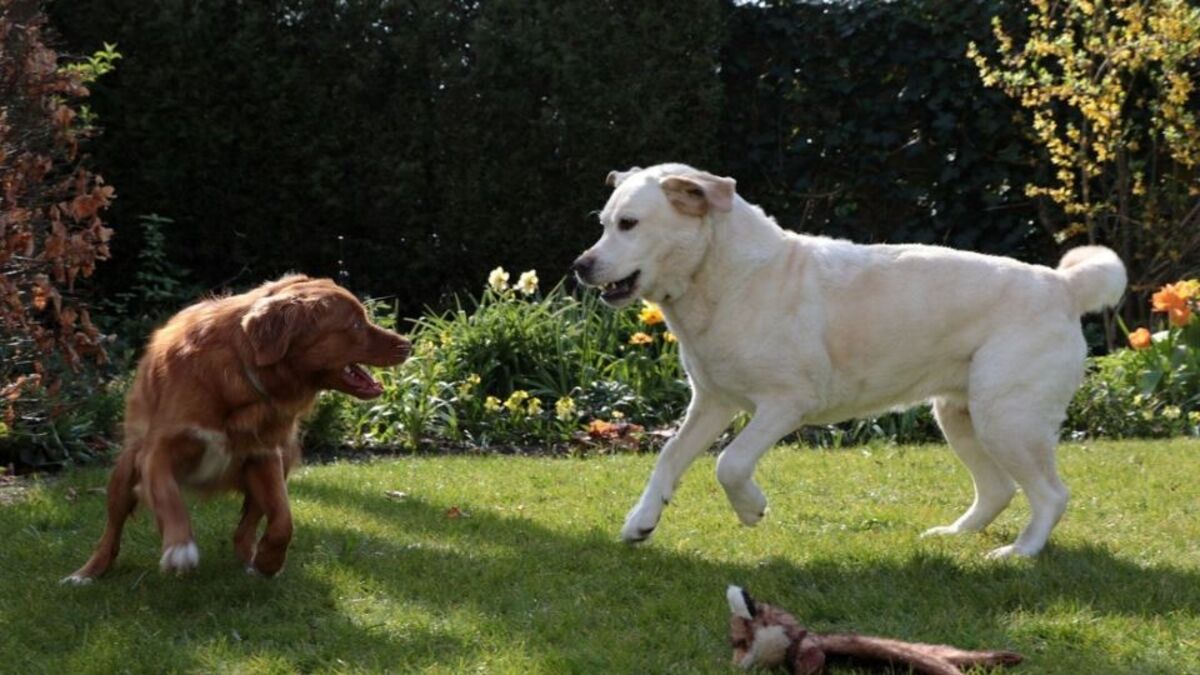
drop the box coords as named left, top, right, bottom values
left=242, top=363, right=272, bottom=404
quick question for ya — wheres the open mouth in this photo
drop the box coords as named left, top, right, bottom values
left=600, top=270, right=640, bottom=303
left=341, top=363, right=384, bottom=399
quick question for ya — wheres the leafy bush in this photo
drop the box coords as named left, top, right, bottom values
left=970, top=0, right=1200, bottom=333
left=308, top=269, right=687, bottom=453
left=52, top=0, right=1070, bottom=320
left=1068, top=279, right=1200, bottom=439
left=0, top=2, right=119, bottom=468
left=49, top=0, right=725, bottom=316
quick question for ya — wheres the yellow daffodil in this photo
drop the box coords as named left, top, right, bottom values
left=526, top=397, right=543, bottom=416
left=516, top=270, right=539, bottom=296
left=487, top=266, right=510, bottom=293
left=555, top=396, right=576, bottom=421
left=504, top=390, right=530, bottom=414
left=639, top=300, right=664, bottom=326
left=484, top=396, right=502, bottom=413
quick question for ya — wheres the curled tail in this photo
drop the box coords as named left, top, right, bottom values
left=1056, top=246, right=1126, bottom=315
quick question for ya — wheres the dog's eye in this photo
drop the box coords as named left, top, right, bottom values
left=618, top=217, right=638, bottom=231
left=353, top=319, right=366, bottom=331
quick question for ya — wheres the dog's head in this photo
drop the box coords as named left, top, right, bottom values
left=727, top=585, right=818, bottom=671
left=572, top=163, right=737, bottom=308
left=240, top=275, right=411, bottom=399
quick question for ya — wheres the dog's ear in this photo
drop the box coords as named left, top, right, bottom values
left=606, top=167, right=643, bottom=188
left=660, top=172, right=736, bottom=216
left=241, top=295, right=310, bottom=367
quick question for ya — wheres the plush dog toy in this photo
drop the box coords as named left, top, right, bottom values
left=726, top=586, right=1022, bottom=675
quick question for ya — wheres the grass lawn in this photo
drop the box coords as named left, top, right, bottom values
left=2, top=438, right=1199, bottom=674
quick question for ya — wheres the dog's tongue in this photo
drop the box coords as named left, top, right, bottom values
left=342, top=363, right=382, bottom=396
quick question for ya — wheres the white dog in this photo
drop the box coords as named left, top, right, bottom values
left=573, top=163, right=1125, bottom=558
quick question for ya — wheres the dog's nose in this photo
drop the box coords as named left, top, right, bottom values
left=572, top=255, right=594, bottom=282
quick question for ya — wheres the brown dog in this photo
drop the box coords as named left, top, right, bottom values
left=63, top=274, right=410, bottom=583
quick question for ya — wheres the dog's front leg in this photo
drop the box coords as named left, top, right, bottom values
left=232, top=494, right=264, bottom=568
left=716, top=404, right=802, bottom=526
left=622, top=389, right=736, bottom=543
left=242, top=451, right=293, bottom=576
left=143, top=436, right=203, bottom=574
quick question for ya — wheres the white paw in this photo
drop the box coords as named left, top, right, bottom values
left=245, top=565, right=260, bottom=576
left=621, top=500, right=664, bottom=543
left=59, top=573, right=94, bottom=586
left=159, top=541, right=200, bottom=573
left=985, top=544, right=1036, bottom=560
left=731, top=488, right=768, bottom=526
left=921, top=524, right=965, bottom=538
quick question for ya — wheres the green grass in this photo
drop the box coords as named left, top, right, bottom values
left=2, top=439, right=1199, bottom=674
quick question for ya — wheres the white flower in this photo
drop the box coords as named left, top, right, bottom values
left=516, top=269, right=539, bottom=296
left=487, top=266, right=510, bottom=293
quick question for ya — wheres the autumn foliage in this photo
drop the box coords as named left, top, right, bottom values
left=1, top=0, right=113, bottom=447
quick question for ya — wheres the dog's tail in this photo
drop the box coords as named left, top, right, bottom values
left=1056, top=246, right=1126, bottom=315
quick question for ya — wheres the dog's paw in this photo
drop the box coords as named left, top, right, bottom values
left=921, top=524, right=966, bottom=538
left=159, top=541, right=200, bottom=574
left=59, top=573, right=94, bottom=586
left=985, top=544, right=1036, bottom=560
left=621, top=504, right=662, bottom=544
left=730, top=488, right=768, bottom=527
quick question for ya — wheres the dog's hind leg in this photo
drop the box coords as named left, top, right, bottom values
left=921, top=398, right=1016, bottom=539
left=62, top=448, right=140, bottom=584
left=715, top=403, right=803, bottom=527
left=975, top=414, right=1068, bottom=559
left=622, top=389, right=736, bottom=543
left=967, top=333, right=1079, bottom=558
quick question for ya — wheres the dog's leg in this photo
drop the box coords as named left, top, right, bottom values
left=621, top=390, right=736, bottom=543
left=62, top=448, right=140, bottom=584
left=242, top=451, right=293, bottom=576
left=922, top=398, right=1016, bottom=538
left=715, top=404, right=802, bottom=526
left=143, top=436, right=202, bottom=574
left=978, top=423, right=1068, bottom=559
left=232, top=494, right=264, bottom=569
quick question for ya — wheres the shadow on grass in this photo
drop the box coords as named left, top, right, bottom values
left=6, top=472, right=1198, bottom=673
left=293, top=479, right=1200, bottom=672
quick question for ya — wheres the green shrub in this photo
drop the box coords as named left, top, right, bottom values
left=318, top=270, right=686, bottom=452
left=1067, top=280, right=1200, bottom=439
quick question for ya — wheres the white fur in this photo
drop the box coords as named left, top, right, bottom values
left=744, top=625, right=791, bottom=668
left=579, top=163, right=1126, bottom=558
left=59, top=573, right=94, bottom=586
left=186, top=427, right=231, bottom=485
left=160, top=541, right=200, bottom=573
left=727, top=585, right=752, bottom=619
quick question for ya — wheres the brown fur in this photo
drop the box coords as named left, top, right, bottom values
left=729, top=587, right=1022, bottom=674
left=66, top=274, right=410, bottom=581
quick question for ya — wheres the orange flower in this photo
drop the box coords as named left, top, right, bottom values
left=1152, top=286, right=1186, bottom=314
left=1167, top=279, right=1199, bottom=301
left=1169, top=303, right=1193, bottom=327
left=586, top=419, right=618, bottom=437
left=1127, top=327, right=1152, bottom=350
left=628, top=331, right=653, bottom=346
